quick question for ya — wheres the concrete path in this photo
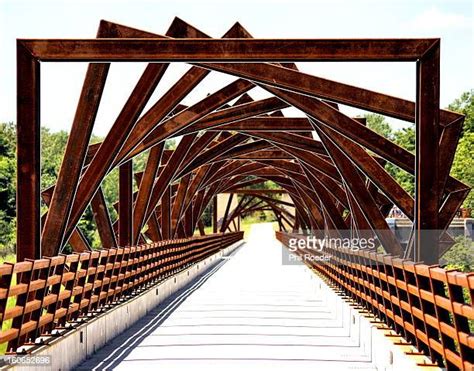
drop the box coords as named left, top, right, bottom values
left=78, top=223, right=376, bottom=370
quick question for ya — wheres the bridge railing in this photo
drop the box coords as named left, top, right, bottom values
left=276, top=231, right=474, bottom=371
left=0, top=232, right=243, bottom=353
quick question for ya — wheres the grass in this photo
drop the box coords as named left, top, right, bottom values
left=0, top=254, right=16, bottom=265
left=0, top=254, right=16, bottom=354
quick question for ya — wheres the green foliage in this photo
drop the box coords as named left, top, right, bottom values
left=443, top=236, right=474, bottom=272
left=0, top=123, right=16, bottom=219
left=448, top=89, right=474, bottom=136
left=450, top=132, right=474, bottom=209
left=365, top=113, right=393, bottom=139
left=387, top=126, right=416, bottom=196
left=0, top=123, right=16, bottom=256
left=40, top=128, right=69, bottom=191
left=365, top=114, right=415, bottom=196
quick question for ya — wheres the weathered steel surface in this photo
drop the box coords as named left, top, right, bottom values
left=12, top=18, right=471, bottom=368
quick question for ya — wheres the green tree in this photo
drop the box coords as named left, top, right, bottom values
left=385, top=126, right=415, bottom=196
left=0, top=123, right=17, bottom=257
left=0, top=123, right=16, bottom=220
left=450, top=132, right=474, bottom=209
left=448, top=89, right=473, bottom=136
left=365, top=113, right=393, bottom=139
left=443, top=236, right=474, bottom=272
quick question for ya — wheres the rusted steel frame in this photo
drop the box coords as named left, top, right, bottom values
left=274, top=210, right=284, bottom=232
left=179, top=165, right=213, bottom=221
left=267, top=142, right=342, bottom=183
left=215, top=140, right=274, bottom=163
left=291, top=181, right=324, bottom=230
left=438, top=187, right=472, bottom=256
left=344, top=183, right=373, bottom=233
left=118, top=24, right=257, bottom=162
left=161, top=185, right=172, bottom=240
left=178, top=98, right=290, bottom=135
left=132, top=143, right=164, bottom=244
left=175, top=132, right=221, bottom=175
left=176, top=134, right=249, bottom=179
left=126, top=79, right=255, bottom=161
left=114, top=64, right=207, bottom=162
left=247, top=131, right=326, bottom=155
left=247, top=80, right=463, bottom=202
left=251, top=161, right=315, bottom=192
left=215, top=174, right=257, bottom=194
left=194, top=162, right=228, bottom=194
left=41, top=187, right=91, bottom=252
left=261, top=199, right=295, bottom=225
left=415, top=42, right=440, bottom=264
left=192, top=185, right=220, bottom=233
left=214, top=117, right=317, bottom=132
left=21, top=38, right=438, bottom=62
left=212, top=195, right=218, bottom=233
left=64, top=63, right=168, bottom=246
left=214, top=165, right=274, bottom=189
left=225, top=188, right=287, bottom=195
left=438, top=118, right=463, bottom=202
left=235, top=199, right=264, bottom=218
left=311, top=119, right=414, bottom=220
left=197, top=220, right=206, bottom=236
left=118, top=160, right=133, bottom=247
left=170, top=174, right=192, bottom=238
left=133, top=142, right=164, bottom=245
left=219, top=194, right=235, bottom=233
left=188, top=189, right=211, bottom=234
left=252, top=159, right=302, bottom=175
left=196, top=60, right=460, bottom=126
left=91, top=187, right=117, bottom=248
left=222, top=196, right=252, bottom=231
left=230, top=192, right=294, bottom=208
left=232, top=149, right=294, bottom=160
left=142, top=133, right=198, bottom=229
left=16, top=42, right=40, bottom=261
left=146, top=214, right=162, bottom=241
left=96, top=20, right=210, bottom=164
left=181, top=203, right=194, bottom=237
left=292, top=199, right=312, bottom=231
left=315, top=126, right=403, bottom=256
left=266, top=85, right=417, bottom=172
left=202, top=162, right=264, bottom=190
left=41, top=62, right=109, bottom=257
left=301, top=165, right=347, bottom=230
left=221, top=178, right=268, bottom=192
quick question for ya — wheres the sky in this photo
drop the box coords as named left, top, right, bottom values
left=0, top=0, right=473, bottom=136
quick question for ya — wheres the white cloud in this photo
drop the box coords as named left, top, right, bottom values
left=408, top=7, right=472, bottom=31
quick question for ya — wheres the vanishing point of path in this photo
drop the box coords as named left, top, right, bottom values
left=78, top=223, right=375, bottom=370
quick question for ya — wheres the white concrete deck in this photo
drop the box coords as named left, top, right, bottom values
left=78, top=223, right=377, bottom=370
